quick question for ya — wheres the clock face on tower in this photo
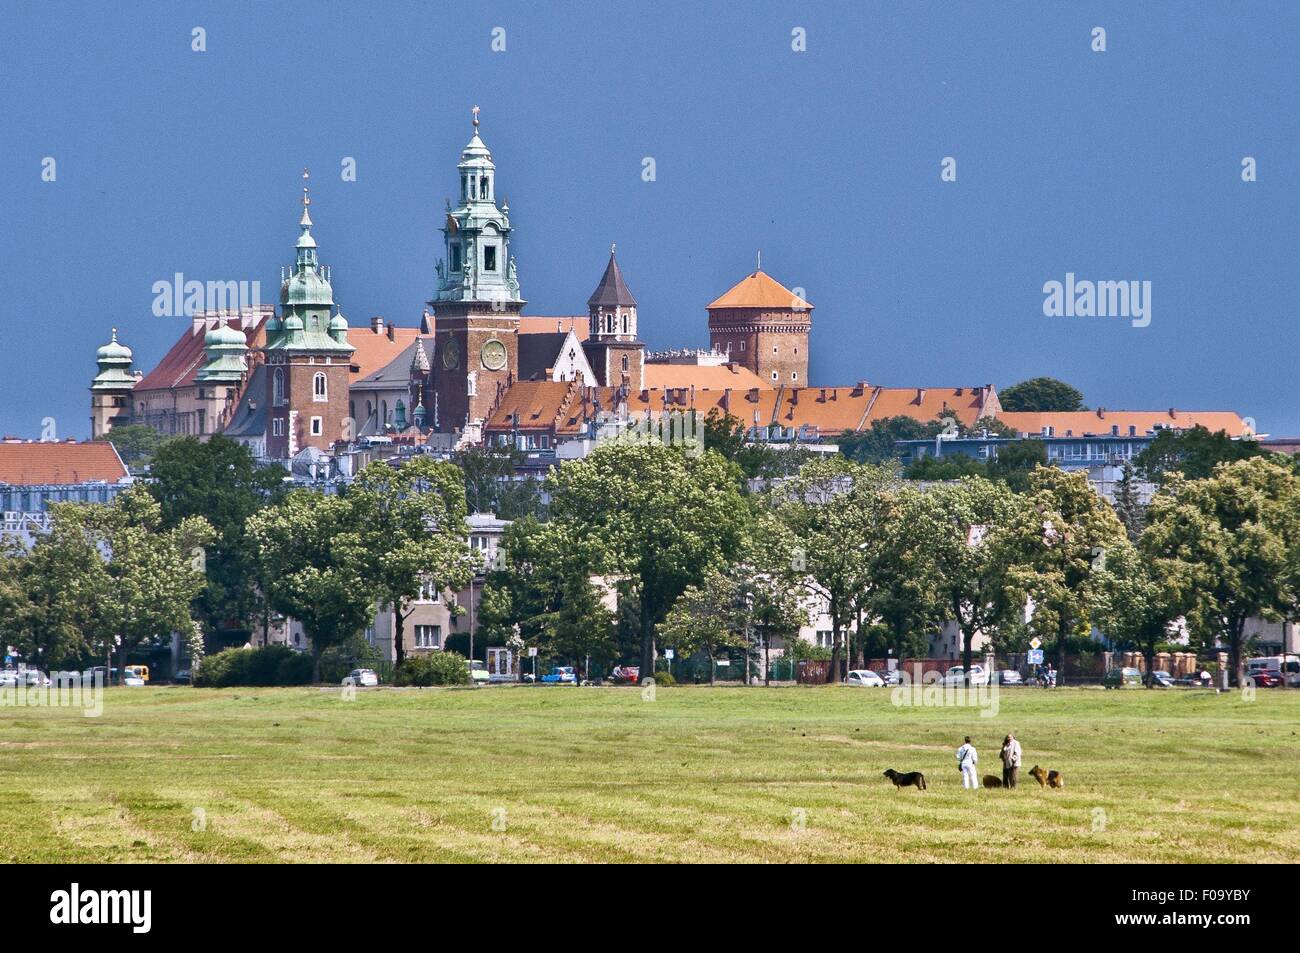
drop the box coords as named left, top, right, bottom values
left=442, top=337, right=460, bottom=370
left=480, top=338, right=507, bottom=371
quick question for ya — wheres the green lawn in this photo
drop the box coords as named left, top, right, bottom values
left=1, top=684, right=1296, bottom=863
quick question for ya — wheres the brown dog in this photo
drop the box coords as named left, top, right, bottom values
left=1029, top=765, right=1064, bottom=789
left=883, top=768, right=927, bottom=790
left=982, top=774, right=1004, bottom=788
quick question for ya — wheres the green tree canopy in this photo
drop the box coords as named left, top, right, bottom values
left=1134, top=425, right=1266, bottom=483
left=999, top=377, right=1084, bottom=412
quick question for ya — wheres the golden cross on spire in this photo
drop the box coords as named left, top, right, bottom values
left=472, top=104, right=480, bottom=130
left=302, top=167, right=311, bottom=207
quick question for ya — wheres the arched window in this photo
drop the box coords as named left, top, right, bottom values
left=313, top=372, right=327, bottom=402
left=273, top=368, right=285, bottom=405
left=621, top=355, right=629, bottom=371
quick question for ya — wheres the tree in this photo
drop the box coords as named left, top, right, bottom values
left=247, top=491, right=374, bottom=681
left=730, top=514, right=811, bottom=685
left=146, top=435, right=285, bottom=641
left=703, top=408, right=816, bottom=483
left=73, top=485, right=213, bottom=676
left=659, top=569, right=747, bottom=684
left=1091, top=542, right=1180, bottom=687
left=1134, top=425, right=1265, bottom=483
left=862, top=487, right=947, bottom=662
left=771, top=458, right=896, bottom=682
left=545, top=441, right=749, bottom=681
left=0, top=527, right=105, bottom=671
left=926, top=477, right=1025, bottom=683
left=991, top=467, right=1127, bottom=676
left=905, top=454, right=989, bottom=481
left=998, top=377, right=1084, bottom=412
left=1112, top=462, right=1145, bottom=543
left=987, top=440, right=1049, bottom=493
left=838, top=416, right=936, bottom=465
left=1140, top=457, right=1300, bottom=686
left=339, top=458, right=478, bottom=669
left=454, top=445, right=546, bottom=519
left=96, top=424, right=168, bottom=469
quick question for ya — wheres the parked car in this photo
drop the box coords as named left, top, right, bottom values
left=540, top=666, right=578, bottom=685
left=847, top=669, right=884, bottom=687
left=1149, top=670, right=1174, bottom=688
left=1103, top=666, right=1143, bottom=688
left=941, top=664, right=988, bottom=686
left=994, top=669, right=1022, bottom=686
left=466, top=660, right=490, bottom=685
left=343, top=668, right=379, bottom=687
left=1247, top=670, right=1282, bottom=688
left=174, top=669, right=192, bottom=685
left=5, top=670, right=51, bottom=687
left=122, top=672, right=145, bottom=687
left=1175, top=670, right=1214, bottom=687
left=123, top=664, right=150, bottom=683
left=877, top=668, right=902, bottom=686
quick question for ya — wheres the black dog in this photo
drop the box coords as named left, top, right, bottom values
left=883, top=768, right=927, bottom=790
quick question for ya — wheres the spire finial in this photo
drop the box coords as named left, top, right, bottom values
left=302, top=167, right=311, bottom=207
left=472, top=104, right=480, bottom=132
left=610, top=242, right=616, bottom=256
left=756, top=250, right=761, bottom=273
left=110, top=327, right=118, bottom=342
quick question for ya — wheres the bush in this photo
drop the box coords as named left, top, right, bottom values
left=393, top=650, right=471, bottom=687
left=276, top=652, right=315, bottom=686
left=193, top=645, right=312, bottom=687
left=652, top=670, right=676, bottom=686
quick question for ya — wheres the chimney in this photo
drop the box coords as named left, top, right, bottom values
left=1096, top=407, right=1105, bottom=418
left=371, top=316, right=385, bottom=334
left=914, top=388, right=926, bottom=405
left=1168, top=407, right=1176, bottom=418
left=387, top=323, right=395, bottom=342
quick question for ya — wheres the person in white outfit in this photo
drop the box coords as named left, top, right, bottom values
left=956, top=736, right=978, bottom=789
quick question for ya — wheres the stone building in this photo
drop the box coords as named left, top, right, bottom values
left=707, top=269, right=813, bottom=386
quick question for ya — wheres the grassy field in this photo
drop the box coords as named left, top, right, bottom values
left=1, top=684, right=1296, bottom=863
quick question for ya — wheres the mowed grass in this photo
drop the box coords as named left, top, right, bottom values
left=1, top=684, right=1297, bottom=863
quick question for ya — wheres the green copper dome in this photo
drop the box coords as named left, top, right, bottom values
left=91, top=328, right=136, bottom=391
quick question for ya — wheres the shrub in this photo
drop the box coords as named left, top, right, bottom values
left=276, top=652, right=315, bottom=686
left=193, top=645, right=311, bottom=687
left=394, top=651, right=471, bottom=687
left=653, top=670, right=676, bottom=686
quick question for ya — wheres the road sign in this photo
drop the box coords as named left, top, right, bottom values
left=664, top=649, right=675, bottom=660
left=1029, top=637, right=1042, bottom=650
left=527, top=647, right=538, bottom=657
left=1028, top=649, right=1044, bottom=665
left=715, top=658, right=730, bottom=667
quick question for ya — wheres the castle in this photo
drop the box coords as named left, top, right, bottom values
left=92, top=110, right=1249, bottom=463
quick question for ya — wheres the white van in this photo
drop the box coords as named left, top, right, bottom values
left=1246, top=655, right=1300, bottom=687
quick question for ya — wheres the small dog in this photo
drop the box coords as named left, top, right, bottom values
left=982, top=774, right=1004, bottom=788
left=883, top=768, right=927, bottom=790
left=1029, top=765, right=1064, bottom=789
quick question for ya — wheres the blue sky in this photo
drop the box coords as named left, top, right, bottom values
left=2, top=1, right=1298, bottom=438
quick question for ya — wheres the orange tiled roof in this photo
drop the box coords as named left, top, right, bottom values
left=706, top=271, right=813, bottom=311
left=483, top=381, right=998, bottom=441
left=519, top=316, right=589, bottom=341
left=643, top=362, right=770, bottom=391
left=346, top=326, right=422, bottom=379
left=998, top=410, right=1250, bottom=438
left=0, top=441, right=129, bottom=485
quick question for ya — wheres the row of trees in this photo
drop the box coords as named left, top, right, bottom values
left=478, top=432, right=1300, bottom=688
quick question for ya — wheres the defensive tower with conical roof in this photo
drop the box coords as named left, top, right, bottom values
left=706, top=262, right=813, bottom=386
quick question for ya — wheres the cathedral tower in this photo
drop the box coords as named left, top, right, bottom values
left=582, top=244, right=644, bottom=391
left=429, top=107, right=524, bottom=435
left=707, top=267, right=813, bottom=386
left=263, top=171, right=355, bottom=459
